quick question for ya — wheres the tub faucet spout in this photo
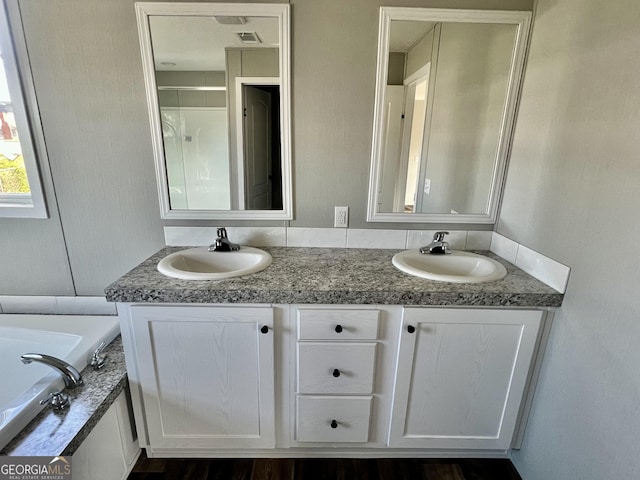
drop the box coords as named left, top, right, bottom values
left=21, top=353, right=84, bottom=389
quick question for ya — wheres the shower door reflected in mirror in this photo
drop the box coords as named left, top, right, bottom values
left=162, top=107, right=230, bottom=210
left=368, top=8, right=531, bottom=224
left=136, top=3, right=291, bottom=219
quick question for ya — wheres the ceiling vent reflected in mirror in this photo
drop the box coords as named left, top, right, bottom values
left=214, top=15, right=246, bottom=25
left=235, top=31, right=261, bottom=44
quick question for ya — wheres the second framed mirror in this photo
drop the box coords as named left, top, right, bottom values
left=368, top=8, right=531, bottom=224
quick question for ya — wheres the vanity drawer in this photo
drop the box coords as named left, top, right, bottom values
left=297, top=343, right=377, bottom=394
left=296, top=395, right=372, bottom=443
left=297, top=309, right=379, bottom=340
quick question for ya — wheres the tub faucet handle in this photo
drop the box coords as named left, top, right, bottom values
left=40, top=391, right=70, bottom=411
left=90, top=341, right=108, bottom=370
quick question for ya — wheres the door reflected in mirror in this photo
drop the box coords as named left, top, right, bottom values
left=368, top=8, right=531, bottom=224
left=136, top=3, right=291, bottom=219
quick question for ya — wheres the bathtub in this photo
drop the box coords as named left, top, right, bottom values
left=0, top=314, right=120, bottom=450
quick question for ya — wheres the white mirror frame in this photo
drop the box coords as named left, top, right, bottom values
left=367, top=8, right=531, bottom=224
left=136, top=2, right=292, bottom=220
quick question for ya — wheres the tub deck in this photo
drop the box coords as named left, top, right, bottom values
left=0, top=314, right=120, bottom=452
left=0, top=336, right=127, bottom=456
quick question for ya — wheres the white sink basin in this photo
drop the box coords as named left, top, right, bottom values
left=157, top=246, right=272, bottom=280
left=392, top=249, right=507, bottom=283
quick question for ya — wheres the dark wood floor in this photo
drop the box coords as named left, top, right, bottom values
left=128, top=453, right=522, bottom=480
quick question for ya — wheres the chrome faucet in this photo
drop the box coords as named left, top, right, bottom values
left=21, top=353, right=84, bottom=389
left=420, top=231, right=451, bottom=255
left=208, top=227, right=240, bottom=252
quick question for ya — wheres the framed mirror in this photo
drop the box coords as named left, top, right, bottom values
left=136, top=2, right=291, bottom=219
left=367, top=8, right=531, bottom=224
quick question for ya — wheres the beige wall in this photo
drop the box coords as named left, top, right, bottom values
left=0, top=206, right=75, bottom=295
left=499, top=0, right=640, bottom=478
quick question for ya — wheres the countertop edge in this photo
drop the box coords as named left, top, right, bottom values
left=105, top=290, right=564, bottom=307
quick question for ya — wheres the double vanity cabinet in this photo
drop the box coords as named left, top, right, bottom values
left=108, top=247, right=561, bottom=458
left=117, top=303, right=548, bottom=457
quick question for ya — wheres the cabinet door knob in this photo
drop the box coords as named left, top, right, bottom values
left=332, top=368, right=341, bottom=378
left=330, top=420, right=338, bottom=429
left=335, top=324, right=343, bottom=333
left=407, top=325, right=416, bottom=334
left=260, top=325, right=269, bottom=334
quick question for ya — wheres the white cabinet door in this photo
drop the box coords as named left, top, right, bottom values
left=130, top=305, right=275, bottom=450
left=389, top=308, right=542, bottom=450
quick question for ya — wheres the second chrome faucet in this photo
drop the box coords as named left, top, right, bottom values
left=420, top=231, right=451, bottom=255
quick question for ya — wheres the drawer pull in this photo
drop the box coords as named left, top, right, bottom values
left=332, top=368, right=341, bottom=378
left=330, top=420, right=338, bottom=429
left=334, top=324, right=343, bottom=333
left=261, top=325, right=269, bottom=334
left=407, top=325, right=416, bottom=334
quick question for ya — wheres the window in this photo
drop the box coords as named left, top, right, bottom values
left=0, top=0, right=47, bottom=218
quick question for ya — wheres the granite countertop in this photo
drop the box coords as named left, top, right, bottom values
left=106, top=247, right=563, bottom=307
left=1, top=336, right=127, bottom=457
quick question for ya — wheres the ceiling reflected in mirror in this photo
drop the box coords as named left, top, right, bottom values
left=150, top=16, right=280, bottom=71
